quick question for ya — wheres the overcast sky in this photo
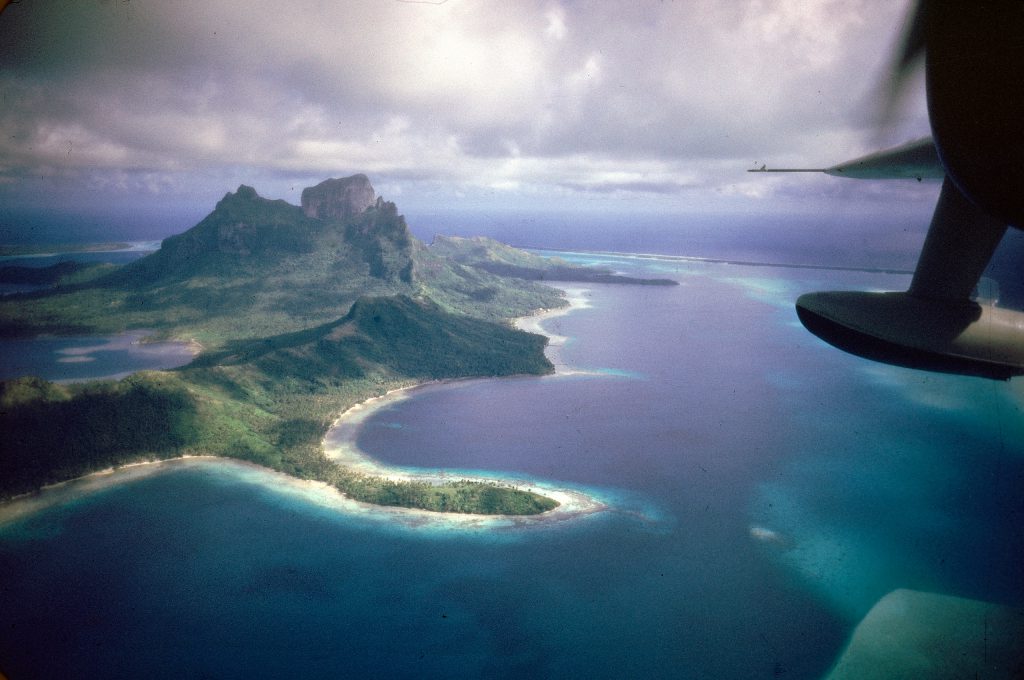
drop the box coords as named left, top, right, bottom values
left=0, top=0, right=939, bottom=242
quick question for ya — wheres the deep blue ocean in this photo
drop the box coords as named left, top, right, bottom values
left=1, top=248, right=1023, bottom=678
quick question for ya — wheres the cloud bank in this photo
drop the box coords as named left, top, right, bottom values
left=0, top=0, right=934, bottom=232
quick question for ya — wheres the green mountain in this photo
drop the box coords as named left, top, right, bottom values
left=0, top=177, right=564, bottom=343
left=0, top=176, right=573, bottom=514
left=197, top=294, right=550, bottom=378
left=122, top=179, right=412, bottom=284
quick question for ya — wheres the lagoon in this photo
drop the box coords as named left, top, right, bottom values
left=0, top=330, right=197, bottom=382
left=0, top=243, right=198, bottom=382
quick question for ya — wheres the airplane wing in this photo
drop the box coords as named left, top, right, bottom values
left=749, top=137, right=943, bottom=181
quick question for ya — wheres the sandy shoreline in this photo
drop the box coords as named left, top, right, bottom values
left=514, top=286, right=591, bottom=374
left=1, top=287, right=606, bottom=529
left=316, top=285, right=606, bottom=527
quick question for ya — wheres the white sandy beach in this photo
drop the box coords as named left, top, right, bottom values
left=320, top=384, right=607, bottom=528
left=1, top=288, right=606, bottom=529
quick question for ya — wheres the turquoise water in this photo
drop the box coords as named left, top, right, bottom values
left=1, top=254, right=1021, bottom=678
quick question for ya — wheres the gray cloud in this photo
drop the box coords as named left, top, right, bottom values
left=557, top=180, right=699, bottom=195
left=0, top=0, right=932, bottom=223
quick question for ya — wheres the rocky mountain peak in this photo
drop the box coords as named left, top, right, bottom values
left=301, top=174, right=375, bottom=221
left=233, top=185, right=259, bottom=200
left=120, top=174, right=418, bottom=285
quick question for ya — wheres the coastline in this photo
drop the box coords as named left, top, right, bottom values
left=0, top=455, right=215, bottom=526
left=514, top=286, right=591, bottom=374
left=316, top=285, right=606, bottom=527
left=320, top=383, right=606, bottom=528
left=1, top=286, right=606, bottom=529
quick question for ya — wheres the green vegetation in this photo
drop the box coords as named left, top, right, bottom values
left=0, top=181, right=573, bottom=514
left=0, top=295, right=558, bottom=513
left=339, top=477, right=557, bottom=514
left=0, top=374, right=199, bottom=498
left=0, top=192, right=566, bottom=343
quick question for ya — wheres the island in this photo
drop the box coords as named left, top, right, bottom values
left=0, top=175, right=673, bottom=516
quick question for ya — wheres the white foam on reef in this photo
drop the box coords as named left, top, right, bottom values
left=56, top=355, right=95, bottom=364
left=213, top=455, right=608, bottom=536
left=751, top=482, right=898, bottom=618
left=748, top=525, right=793, bottom=548
left=859, top=363, right=1024, bottom=443
left=126, top=240, right=162, bottom=252
left=0, top=453, right=612, bottom=538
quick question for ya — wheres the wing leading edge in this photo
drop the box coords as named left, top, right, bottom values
left=749, top=137, right=943, bottom=181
